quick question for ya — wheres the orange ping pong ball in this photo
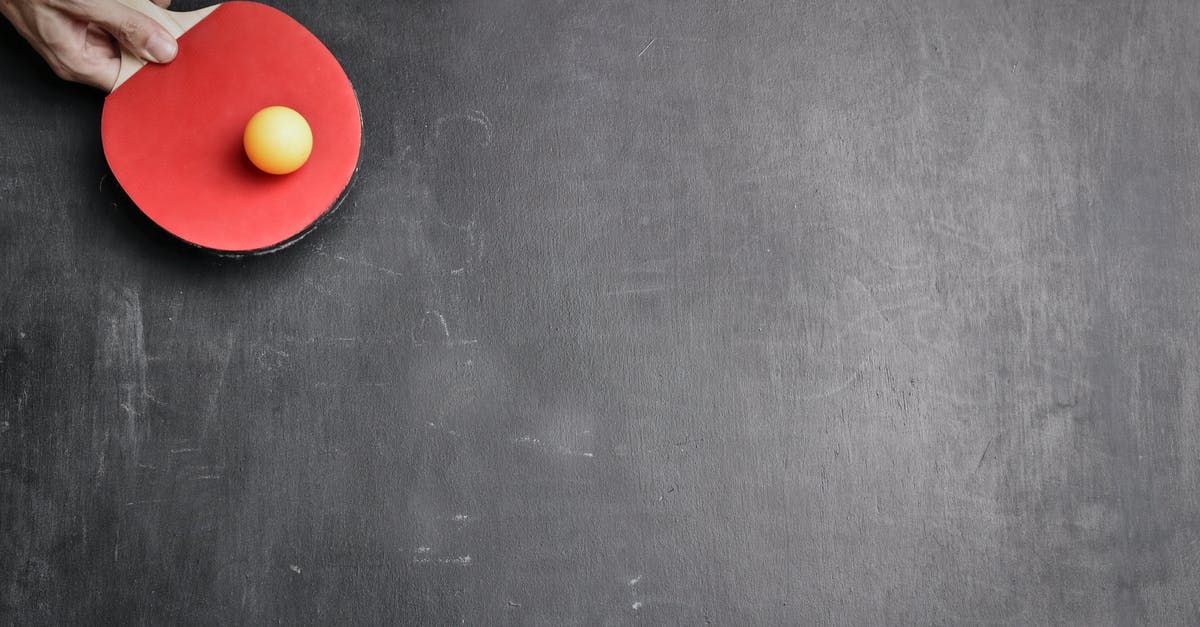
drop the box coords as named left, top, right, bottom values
left=243, top=106, right=313, bottom=175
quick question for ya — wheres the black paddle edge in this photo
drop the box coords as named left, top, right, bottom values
left=212, top=159, right=362, bottom=258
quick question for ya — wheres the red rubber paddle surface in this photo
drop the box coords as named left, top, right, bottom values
left=101, top=2, right=361, bottom=253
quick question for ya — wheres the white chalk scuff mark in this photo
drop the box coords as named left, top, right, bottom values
left=433, top=110, right=493, bottom=146
left=411, top=546, right=471, bottom=566
left=314, top=250, right=404, bottom=277
left=95, top=286, right=148, bottom=464
left=411, top=310, right=451, bottom=346
left=512, top=435, right=595, bottom=458
left=604, top=284, right=669, bottom=297
left=413, top=554, right=473, bottom=566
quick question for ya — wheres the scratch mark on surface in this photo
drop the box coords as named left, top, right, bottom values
left=424, top=422, right=461, bottom=438
left=928, top=216, right=1000, bottom=254
left=314, top=251, right=404, bottom=277
left=975, top=434, right=997, bottom=473
left=801, top=366, right=865, bottom=401
left=434, top=110, right=493, bottom=146
left=303, top=277, right=337, bottom=298
left=96, top=286, right=148, bottom=463
left=412, top=311, right=451, bottom=346
left=412, top=553, right=473, bottom=566
left=205, top=331, right=235, bottom=423
left=605, top=285, right=668, bottom=297
left=833, top=225, right=928, bottom=271
left=512, top=435, right=594, bottom=458
left=637, top=38, right=655, bottom=58
left=357, top=258, right=404, bottom=277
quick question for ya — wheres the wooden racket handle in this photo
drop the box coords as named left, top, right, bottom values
left=110, top=0, right=218, bottom=91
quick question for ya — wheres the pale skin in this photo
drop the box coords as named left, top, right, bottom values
left=0, top=0, right=177, bottom=90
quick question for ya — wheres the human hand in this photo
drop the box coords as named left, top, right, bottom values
left=0, top=0, right=176, bottom=90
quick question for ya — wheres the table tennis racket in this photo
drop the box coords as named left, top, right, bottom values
left=101, top=0, right=361, bottom=255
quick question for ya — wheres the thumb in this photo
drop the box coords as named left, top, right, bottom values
left=81, top=0, right=178, bottom=64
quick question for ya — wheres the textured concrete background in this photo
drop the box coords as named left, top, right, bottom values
left=2, top=0, right=1199, bottom=624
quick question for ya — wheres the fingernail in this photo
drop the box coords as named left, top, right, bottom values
left=146, top=33, right=178, bottom=63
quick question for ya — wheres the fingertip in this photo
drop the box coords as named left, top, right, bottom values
left=90, top=3, right=178, bottom=65
left=144, top=31, right=177, bottom=63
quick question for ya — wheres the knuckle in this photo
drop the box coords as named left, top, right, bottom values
left=119, top=19, right=143, bottom=42
left=60, top=0, right=94, bottom=14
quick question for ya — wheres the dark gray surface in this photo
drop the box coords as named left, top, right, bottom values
left=3, top=0, right=1200, bottom=624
